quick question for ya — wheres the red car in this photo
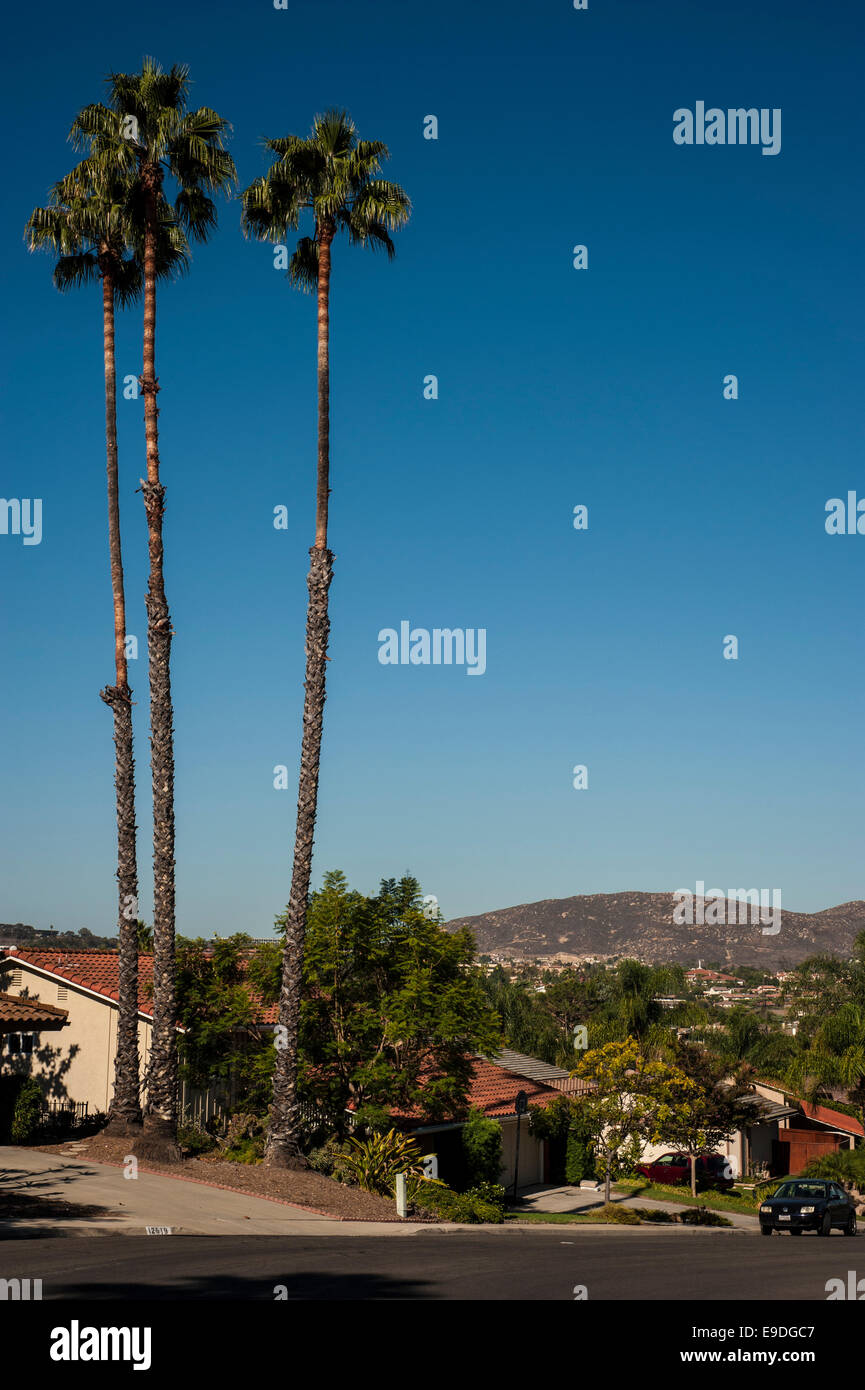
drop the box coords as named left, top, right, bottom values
left=635, top=1152, right=735, bottom=1190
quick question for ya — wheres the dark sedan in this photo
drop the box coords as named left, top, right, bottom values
left=759, top=1179, right=858, bottom=1236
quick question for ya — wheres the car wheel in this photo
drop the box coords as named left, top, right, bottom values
left=760, top=1226, right=772, bottom=1236
left=818, top=1210, right=832, bottom=1236
left=844, top=1213, right=857, bottom=1237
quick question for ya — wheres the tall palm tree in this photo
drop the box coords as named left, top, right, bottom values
left=25, top=166, right=187, bottom=1135
left=70, top=60, right=236, bottom=1156
left=241, top=110, right=410, bottom=1166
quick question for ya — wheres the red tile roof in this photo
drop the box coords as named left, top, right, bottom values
left=0, top=949, right=278, bottom=1025
left=799, top=1101, right=865, bottom=1138
left=381, top=1057, right=563, bottom=1125
left=466, top=1058, right=563, bottom=1117
left=1, top=949, right=155, bottom=1013
left=0, top=990, right=68, bottom=1030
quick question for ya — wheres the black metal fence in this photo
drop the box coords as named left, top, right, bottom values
left=39, top=1099, right=102, bottom=1139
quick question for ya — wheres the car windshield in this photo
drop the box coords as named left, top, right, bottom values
left=772, top=1182, right=828, bottom=1200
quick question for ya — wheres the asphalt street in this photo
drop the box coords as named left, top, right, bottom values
left=2, top=1229, right=860, bottom=1300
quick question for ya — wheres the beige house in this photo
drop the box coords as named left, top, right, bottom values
left=0, top=947, right=155, bottom=1116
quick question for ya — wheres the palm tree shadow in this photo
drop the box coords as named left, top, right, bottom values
left=0, top=1161, right=119, bottom=1235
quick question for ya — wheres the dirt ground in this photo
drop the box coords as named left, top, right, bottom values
left=32, top=1132, right=411, bottom=1222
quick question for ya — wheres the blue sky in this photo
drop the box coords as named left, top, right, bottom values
left=1, top=0, right=863, bottom=938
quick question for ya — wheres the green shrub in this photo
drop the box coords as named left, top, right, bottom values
left=464, top=1181, right=506, bottom=1209
left=177, top=1121, right=217, bottom=1155
left=565, top=1129, right=594, bottom=1185
left=306, top=1138, right=348, bottom=1178
left=601, top=1202, right=642, bottom=1224
left=461, top=1108, right=503, bottom=1188
left=639, top=1207, right=675, bottom=1223
left=10, top=1079, right=43, bottom=1145
left=410, top=1183, right=505, bottom=1224
left=803, top=1150, right=865, bottom=1188
left=678, top=1205, right=732, bottom=1227
left=223, top=1135, right=264, bottom=1164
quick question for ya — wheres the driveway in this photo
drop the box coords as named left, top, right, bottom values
left=0, top=1147, right=434, bottom=1238
left=517, top=1182, right=759, bottom=1230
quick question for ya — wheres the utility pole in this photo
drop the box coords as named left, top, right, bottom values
left=512, top=1090, right=529, bottom=1203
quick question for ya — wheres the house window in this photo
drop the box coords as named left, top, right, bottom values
left=5, top=1033, right=35, bottom=1055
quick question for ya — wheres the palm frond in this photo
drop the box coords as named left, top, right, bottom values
left=112, top=255, right=144, bottom=307
left=288, top=236, right=318, bottom=293
left=53, top=251, right=100, bottom=292
left=239, top=110, right=410, bottom=282
left=173, top=186, right=217, bottom=242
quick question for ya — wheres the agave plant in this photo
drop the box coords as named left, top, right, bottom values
left=334, top=1128, right=437, bottom=1198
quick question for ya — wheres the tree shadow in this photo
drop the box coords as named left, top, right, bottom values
left=48, top=1269, right=435, bottom=1299
left=0, top=1160, right=119, bottom=1236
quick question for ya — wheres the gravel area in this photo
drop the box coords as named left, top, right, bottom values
left=32, top=1134, right=407, bottom=1222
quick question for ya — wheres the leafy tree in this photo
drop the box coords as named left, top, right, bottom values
left=477, top=968, right=562, bottom=1063
left=574, top=1039, right=701, bottom=1202
left=609, top=960, right=685, bottom=1040
left=240, top=113, right=410, bottom=1167
left=258, top=871, right=501, bottom=1135
left=174, top=935, right=275, bottom=1115
left=528, top=1093, right=595, bottom=1184
left=654, top=1041, right=754, bottom=1195
left=542, top=968, right=605, bottom=1051
left=70, top=60, right=236, bottom=1157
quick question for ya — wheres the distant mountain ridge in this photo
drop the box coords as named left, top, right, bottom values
left=446, top=892, right=865, bottom=969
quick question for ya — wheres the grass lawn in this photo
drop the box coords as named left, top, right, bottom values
left=613, top=1178, right=757, bottom=1217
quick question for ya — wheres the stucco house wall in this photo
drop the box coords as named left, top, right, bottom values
left=0, top=959, right=152, bottom=1115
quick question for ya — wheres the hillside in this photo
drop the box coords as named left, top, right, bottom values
left=446, top=893, right=865, bottom=969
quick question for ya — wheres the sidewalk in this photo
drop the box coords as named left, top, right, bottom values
left=0, top=1149, right=758, bottom=1238
left=515, top=1182, right=759, bottom=1230
left=0, top=1147, right=432, bottom=1237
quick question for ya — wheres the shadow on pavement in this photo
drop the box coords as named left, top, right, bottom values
left=0, top=1161, right=118, bottom=1235
left=46, top=1270, right=434, bottom=1299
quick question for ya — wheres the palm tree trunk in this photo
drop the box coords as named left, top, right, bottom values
left=265, top=224, right=335, bottom=1168
left=99, top=262, right=142, bottom=1134
left=135, top=177, right=180, bottom=1161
